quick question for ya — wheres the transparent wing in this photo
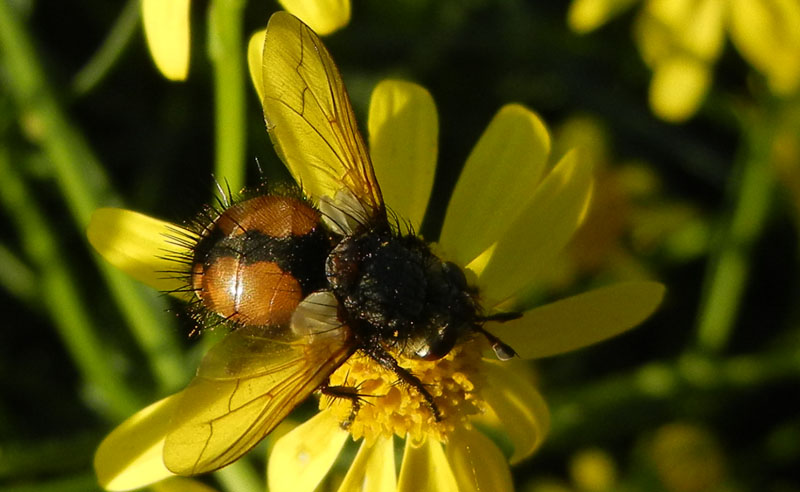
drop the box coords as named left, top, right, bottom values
left=163, top=322, right=353, bottom=475
left=262, top=12, right=385, bottom=229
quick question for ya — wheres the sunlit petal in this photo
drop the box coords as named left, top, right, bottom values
left=337, top=436, right=396, bottom=492
left=729, top=0, right=800, bottom=95
left=445, top=426, right=513, bottom=492
left=481, top=362, right=549, bottom=464
left=368, top=80, right=438, bottom=232
left=87, top=208, right=196, bottom=297
left=397, top=436, right=459, bottom=492
left=440, top=104, right=551, bottom=267
left=649, top=56, right=711, bottom=123
left=568, top=0, right=639, bottom=33
left=645, top=0, right=724, bottom=60
left=489, top=281, right=665, bottom=359
left=142, top=0, right=190, bottom=81
left=247, top=28, right=267, bottom=103
left=268, top=410, right=349, bottom=492
left=94, top=393, right=181, bottom=491
left=278, top=0, right=351, bottom=35
left=474, top=150, right=592, bottom=302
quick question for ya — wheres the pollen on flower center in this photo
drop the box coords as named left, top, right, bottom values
left=320, top=338, right=488, bottom=443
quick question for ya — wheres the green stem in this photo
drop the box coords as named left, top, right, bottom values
left=0, top=1, right=186, bottom=394
left=0, top=474, right=101, bottom=492
left=72, top=0, right=141, bottom=96
left=0, top=149, right=142, bottom=419
left=0, top=432, right=98, bottom=480
left=208, top=0, right=248, bottom=193
left=695, top=108, right=775, bottom=354
left=0, top=243, right=37, bottom=305
left=215, top=458, right=264, bottom=492
left=547, top=345, right=800, bottom=445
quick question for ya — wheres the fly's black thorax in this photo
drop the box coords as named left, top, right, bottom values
left=325, top=229, right=479, bottom=360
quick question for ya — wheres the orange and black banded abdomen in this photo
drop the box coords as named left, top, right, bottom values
left=191, top=195, right=331, bottom=327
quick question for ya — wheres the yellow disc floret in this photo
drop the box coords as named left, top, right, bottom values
left=321, top=338, right=488, bottom=444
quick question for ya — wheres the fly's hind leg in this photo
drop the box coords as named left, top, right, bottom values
left=319, top=377, right=369, bottom=430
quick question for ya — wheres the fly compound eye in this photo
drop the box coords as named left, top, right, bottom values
left=414, top=322, right=461, bottom=361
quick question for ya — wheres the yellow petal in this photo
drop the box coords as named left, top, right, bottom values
left=278, top=0, right=351, bottom=35
left=247, top=28, right=267, bottom=103
left=337, top=436, right=396, bottom=492
left=368, top=80, right=438, bottom=232
left=481, top=362, right=549, bottom=464
left=567, top=0, right=640, bottom=33
left=640, top=0, right=724, bottom=60
left=95, top=394, right=181, bottom=491
left=445, top=426, right=514, bottom=492
left=474, top=150, right=593, bottom=303
left=649, top=56, right=711, bottom=123
left=87, top=208, right=196, bottom=297
left=489, top=281, right=665, bottom=359
left=729, top=0, right=800, bottom=95
left=142, top=0, right=190, bottom=81
left=397, top=437, right=459, bottom=492
left=268, top=410, right=349, bottom=492
left=440, top=104, right=551, bottom=268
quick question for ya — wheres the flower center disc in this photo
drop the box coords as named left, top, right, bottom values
left=321, top=339, right=487, bottom=443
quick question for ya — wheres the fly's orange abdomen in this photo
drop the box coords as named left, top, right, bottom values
left=191, top=194, right=331, bottom=327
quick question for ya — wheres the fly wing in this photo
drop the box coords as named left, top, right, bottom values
left=163, top=323, right=353, bottom=475
left=261, top=12, right=385, bottom=231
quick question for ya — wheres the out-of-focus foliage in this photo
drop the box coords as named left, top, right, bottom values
left=0, top=1, right=798, bottom=491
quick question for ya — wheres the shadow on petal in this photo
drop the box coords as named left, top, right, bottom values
left=268, top=410, right=349, bottom=492
left=480, top=362, right=549, bottom=464
left=476, top=150, right=593, bottom=302
left=446, top=426, right=514, bottom=492
left=337, top=436, right=396, bottom=492
left=397, top=436, right=459, bottom=492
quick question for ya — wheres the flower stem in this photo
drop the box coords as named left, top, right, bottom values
left=0, top=149, right=143, bottom=419
left=0, top=243, right=37, bottom=306
left=208, top=0, right=248, bottom=193
left=0, top=1, right=186, bottom=395
left=695, top=107, right=775, bottom=354
left=72, top=0, right=141, bottom=96
left=547, top=345, right=800, bottom=445
left=72, top=0, right=140, bottom=96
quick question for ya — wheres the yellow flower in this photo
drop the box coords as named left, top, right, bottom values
left=649, top=422, right=727, bottom=492
left=91, top=13, right=664, bottom=492
left=536, top=116, right=708, bottom=289
left=568, top=0, right=800, bottom=122
left=142, top=0, right=350, bottom=80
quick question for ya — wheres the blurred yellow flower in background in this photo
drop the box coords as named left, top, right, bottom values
left=534, top=115, right=708, bottom=292
left=568, top=0, right=800, bottom=122
left=648, top=422, right=728, bottom=492
left=142, top=0, right=351, bottom=80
